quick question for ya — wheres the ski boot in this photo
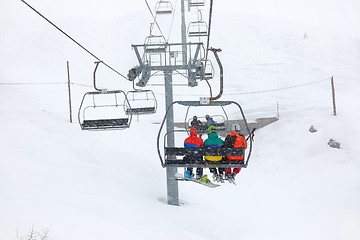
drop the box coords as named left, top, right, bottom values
left=184, top=170, right=193, bottom=179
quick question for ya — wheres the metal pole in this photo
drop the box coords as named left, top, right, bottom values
left=181, top=0, right=187, bottom=65
left=67, top=61, right=73, bottom=123
left=331, top=76, right=337, bottom=116
left=164, top=70, right=179, bottom=206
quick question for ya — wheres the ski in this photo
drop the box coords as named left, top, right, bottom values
left=174, top=173, right=220, bottom=188
left=226, top=178, right=237, bottom=185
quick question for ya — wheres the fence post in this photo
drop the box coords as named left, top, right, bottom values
left=331, top=76, right=337, bottom=116
left=67, top=61, right=73, bottom=123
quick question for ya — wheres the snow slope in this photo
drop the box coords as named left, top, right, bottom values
left=1, top=0, right=360, bottom=240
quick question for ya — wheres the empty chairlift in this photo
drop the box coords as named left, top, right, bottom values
left=155, top=0, right=173, bottom=15
left=144, top=34, right=167, bottom=53
left=189, top=0, right=205, bottom=7
left=125, top=89, right=158, bottom=115
left=188, top=20, right=208, bottom=37
left=78, top=90, right=132, bottom=130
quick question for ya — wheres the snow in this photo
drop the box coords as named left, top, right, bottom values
left=1, top=0, right=360, bottom=240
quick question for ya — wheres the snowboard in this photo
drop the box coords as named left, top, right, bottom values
left=175, top=173, right=220, bottom=188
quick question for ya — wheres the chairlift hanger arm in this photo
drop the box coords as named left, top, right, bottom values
left=208, top=47, right=223, bottom=101
left=93, top=61, right=102, bottom=91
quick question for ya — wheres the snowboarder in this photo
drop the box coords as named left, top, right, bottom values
left=190, top=115, right=203, bottom=129
left=184, top=127, right=204, bottom=179
left=224, top=124, right=247, bottom=182
left=204, top=125, right=225, bottom=182
left=205, top=114, right=216, bottom=128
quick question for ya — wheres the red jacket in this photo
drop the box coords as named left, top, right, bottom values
left=184, top=128, right=204, bottom=148
left=224, top=131, right=247, bottom=160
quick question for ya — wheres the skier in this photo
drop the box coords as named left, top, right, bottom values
left=204, top=125, right=225, bottom=182
left=184, top=127, right=204, bottom=179
left=190, top=115, right=203, bottom=129
left=224, top=124, right=247, bottom=182
left=190, top=115, right=205, bottom=136
left=205, top=114, right=216, bottom=128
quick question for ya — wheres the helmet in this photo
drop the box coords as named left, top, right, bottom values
left=193, top=116, right=197, bottom=120
left=231, top=124, right=241, bottom=131
left=208, top=125, right=216, bottom=133
left=205, top=115, right=210, bottom=120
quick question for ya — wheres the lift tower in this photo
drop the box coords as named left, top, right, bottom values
left=129, top=0, right=208, bottom=205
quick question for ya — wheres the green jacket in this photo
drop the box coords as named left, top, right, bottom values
left=204, top=132, right=224, bottom=161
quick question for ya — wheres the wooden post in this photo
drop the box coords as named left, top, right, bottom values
left=331, top=76, right=337, bottom=116
left=67, top=61, right=73, bottom=123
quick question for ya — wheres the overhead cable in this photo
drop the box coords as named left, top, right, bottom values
left=20, top=0, right=129, bottom=80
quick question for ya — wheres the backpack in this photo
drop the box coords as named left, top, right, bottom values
left=224, top=135, right=236, bottom=148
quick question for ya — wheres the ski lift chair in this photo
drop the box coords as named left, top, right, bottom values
left=195, top=59, right=214, bottom=80
left=155, top=0, right=173, bottom=14
left=189, top=0, right=205, bottom=7
left=78, top=90, right=132, bottom=130
left=125, top=89, right=158, bottom=115
left=144, top=35, right=167, bottom=53
left=157, top=100, right=253, bottom=169
left=188, top=21, right=208, bottom=37
left=187, top=114, right=226, bottom=134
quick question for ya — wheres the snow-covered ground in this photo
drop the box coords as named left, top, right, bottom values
left=1, top=0, right=360, bottom=239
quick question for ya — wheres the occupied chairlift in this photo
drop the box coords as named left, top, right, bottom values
left=187, top=114, right=226, bottom=133
left=78, top=62, right=132, bottom=130
left=155, top=0, right=173, bottom=14
left=157, top=100, right=253, bottom=169
left=196, top=59, right=214, bottom=80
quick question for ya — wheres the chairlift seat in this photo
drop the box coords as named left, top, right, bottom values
left=126, top=107, right=156, bottom=115
left=81, top=118, right=129, bottom=130
left=188, top=30, right=208, bottom=37
left=144, top=45, right=167, bottom=53
left=164, top=147, right=246, bottom=168
left=196, top=70, right=214, bottom=80
left=189, top=0, right=205, bottom=7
